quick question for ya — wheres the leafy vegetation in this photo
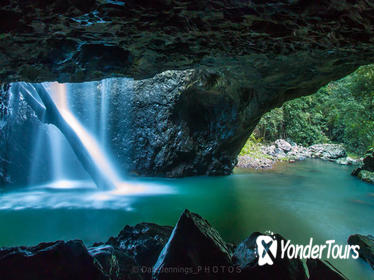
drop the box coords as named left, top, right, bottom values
left=253, top=64, right=374, bottom=155
left=239, top=134, right=265, bottom=157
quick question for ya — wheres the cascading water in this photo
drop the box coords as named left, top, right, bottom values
left=27, top=80, right=124, bottom=190
left=100, top=79, right=109, bottom=150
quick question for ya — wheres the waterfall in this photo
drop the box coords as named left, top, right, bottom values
left=26, top=81, right=123, bottom=189
left=100, top=79, right=109, bottom=149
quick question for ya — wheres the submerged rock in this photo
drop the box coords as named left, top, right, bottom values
left=152, top=209, right=232, bottom=280
left=0, top=240, right=105, bottom=280
left=347, top=234, right=374, bottom=269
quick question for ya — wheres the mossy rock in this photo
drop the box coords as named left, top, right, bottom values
left=358, top=170, right=374, bottom=184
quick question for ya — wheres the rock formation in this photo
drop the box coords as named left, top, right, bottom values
left=236, top=139, right=354, bottom=170
left=0, top=240, right=105, bottom=280
left=152, top=209, right=232, bottom=279
left=352, top=148, right=374, bottom=184
left=0, top=210, right=350, bottom=280
left=348, top=234, right=374, bottom=269
left=1, top=0, right=374, bottom=84
left=2, top=1, right=374, bottom=179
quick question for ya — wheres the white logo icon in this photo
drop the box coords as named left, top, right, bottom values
left=256, top=235, right=278, bottom=266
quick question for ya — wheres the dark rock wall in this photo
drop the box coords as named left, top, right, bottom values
left=1, top=1, right=374, bottom=178
left=108, top=69, right=268, bottom=177
left=1, top=0, right=374, bottom=83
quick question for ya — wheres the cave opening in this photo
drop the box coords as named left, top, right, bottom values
left=1, top=1, right=374, bottom=279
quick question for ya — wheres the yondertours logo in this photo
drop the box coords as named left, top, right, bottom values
left=255, top=234, right=360, bottom=266
left=256, top=235, right=278, bottom=266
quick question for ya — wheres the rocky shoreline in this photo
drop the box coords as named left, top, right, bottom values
left=0, top=209, right=357, bottom=280
left=237, top=139, right=361, bottom=170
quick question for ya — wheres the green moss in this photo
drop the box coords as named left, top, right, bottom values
left=239, top=134, right=273, bottom=160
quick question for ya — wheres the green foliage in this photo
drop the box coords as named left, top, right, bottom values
left=239, top=134, right=263, bottom=156
left=254, top=64, right=374, bottom=155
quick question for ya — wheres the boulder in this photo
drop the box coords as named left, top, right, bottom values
left=357, top=170, right=374, bottom=184
left=152, top=209, right=232, bottom=280
left=0, top=211, right=353, bottom=280
left=0, top=240, right=105, bottom=280
left=275, top=139, right=292, bottom=153
left=347, top=234, right=374, bottom=269
left=105, top=222, right=173, bottom=268
left=232, top=232, right=307, bottom=280
left=352, top=148, right=374, bottom=184
left=89, top=245, right=143, bottom=280
left=308, top=144, right=346, bottom=160
left=336, top=157, right=361, bottom=166
left=362, top=148, right=374, bottom=172
left=307, top=259, right=348, bottom=280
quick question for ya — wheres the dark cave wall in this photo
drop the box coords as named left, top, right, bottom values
left=1, top=0, right=374, bottom=83
left=110, top=70, right=261, bottom=177
left=1, top=0, right=374, bottom=180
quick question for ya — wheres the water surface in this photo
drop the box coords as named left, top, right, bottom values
left=0, top=160, right=373, bottom=279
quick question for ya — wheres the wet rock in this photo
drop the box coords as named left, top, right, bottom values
left=89, top=245, right=143, bottom=280
left=352, top=148, right=374, bottom=184
left=362, top=148, right=374, bottom=172
left=232, top=232, right=307, bottom=280
left=0, top=240, right=105, bottom=280
left=307, top=259, right=348, bottom=280
left=0, top=211, right=353, bottom=280
left=356, top=170, right=374, bottom=184
left=335, top=157, right=361, bottom=166
left=348, top=234, right=374, bottom=269
left=110, top=69, right=262, bottom=177
left=152, top=209, right=232, bottom=280
left=105, top=222, right=173, bottom=268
